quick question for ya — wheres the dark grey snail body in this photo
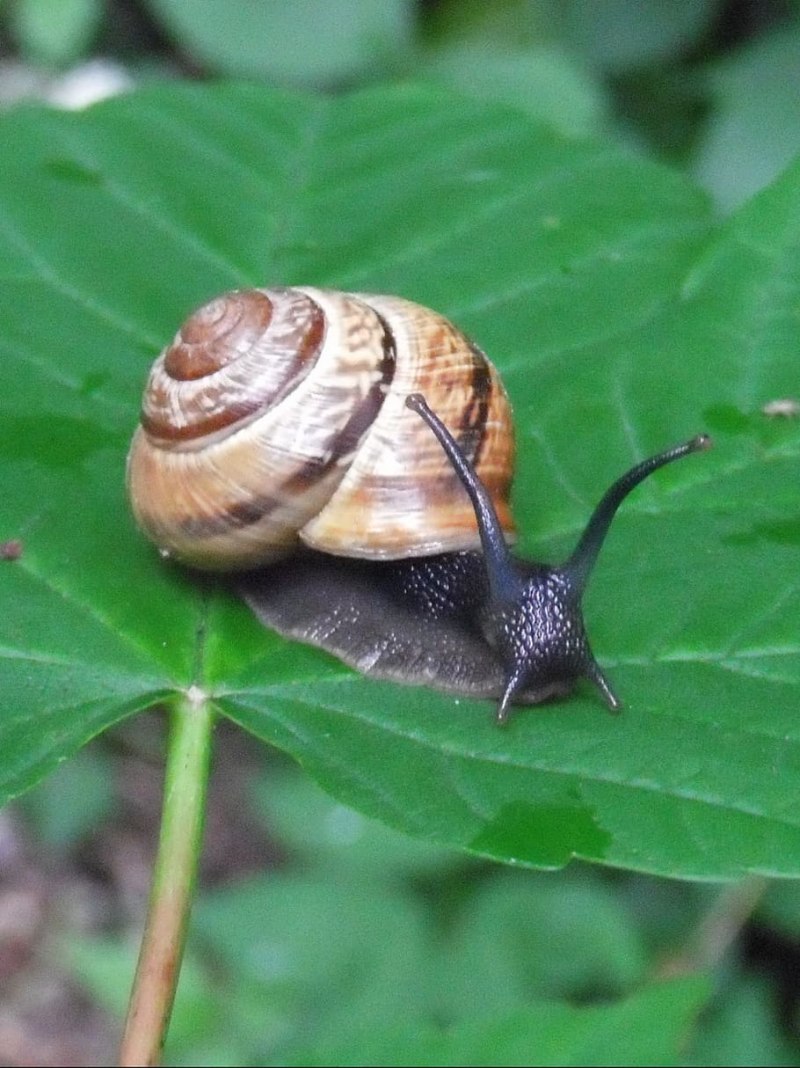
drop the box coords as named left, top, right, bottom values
left=127, top=286, right=711, bottom=723
left=238, top=547, right=579, bottom=721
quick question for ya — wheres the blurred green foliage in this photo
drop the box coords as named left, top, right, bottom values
left=3, top=0, right=103, bottom=66
left=1, top=0, right=800, bottom=207
left=18, top=744, right=116, bottom=846
left=55, top=761, right=799, bottom=1065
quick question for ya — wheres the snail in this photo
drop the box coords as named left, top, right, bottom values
left=127, top=286, right=711, bottom=723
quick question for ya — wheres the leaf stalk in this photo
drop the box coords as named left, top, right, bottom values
left=119, top=689, right=214, bottom=1067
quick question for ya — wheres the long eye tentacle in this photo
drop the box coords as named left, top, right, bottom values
left=405, top=393, right=520, bottom=604
left=565, top=434, right=712, bottom=595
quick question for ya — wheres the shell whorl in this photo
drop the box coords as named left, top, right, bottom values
left=127, top=287, right=515, bottom=570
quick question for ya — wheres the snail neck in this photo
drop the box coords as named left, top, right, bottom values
left=478, top=559, right=619, bottom=723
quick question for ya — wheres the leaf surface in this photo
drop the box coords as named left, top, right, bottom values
left=1, top=83, right=798, bottom=878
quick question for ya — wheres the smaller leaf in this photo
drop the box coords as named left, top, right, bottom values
left=9, top=0, right=102, bottom=66
left=18, top=743, right=115, bottom=846
left=563, top=0, right=720, bottom=73
left=292, top=976, right=711, bottom=1067
left=686, top=975, right=799, bottom=1067
left=252, top=767, right=459, bottom=878
left=192, top=873, right=434, bottom=1045
left=757, top=878, right=800, bottom=941
left=419, top=43, right=609, bottom=138
left=692, top=27, right=800, bottom=210
left=144, top=0, right=415, bottom=85
left=439, top=869, right=647, bottom=1016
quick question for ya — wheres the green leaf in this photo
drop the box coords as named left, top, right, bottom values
left=0, top=83, right=798, bottom=880
left=756, top=877, right=800, bottom=940
left=18, top=742, right=114, bottom=845
left=693, top=26, right=800, bottom=211
left=686, top=975, right=799, bottom=1067
left=143, top=0, right=415, bottom=86
left=67, top=937, right=258, bottom=1062
left=439, top=870, right=647, bottom=1016
left=292, top=976, right=712, bottom=1067
left=192, top=872, right=433, bottom=1045
left=9, top=0, right=102, bottom=67
left=427, top=0, right=721, bottom=73
left=419, top=43, right=609, bottom=138
left=559, top=0, right=721, bottom=73
left=251, top=765, right=459, bottom=878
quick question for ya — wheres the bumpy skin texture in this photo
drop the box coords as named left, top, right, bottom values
left=238, top=549, right=583, bottom=708
left=480, top=566, right=592, bottom=700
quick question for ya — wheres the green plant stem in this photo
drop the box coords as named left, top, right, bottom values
left=119, top=689, right=214, bottom=1067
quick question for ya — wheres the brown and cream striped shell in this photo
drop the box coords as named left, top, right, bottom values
left=127, top=287, right=516, bottom=570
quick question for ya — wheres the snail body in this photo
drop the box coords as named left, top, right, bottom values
left=128, top=287, right=710, bottom=723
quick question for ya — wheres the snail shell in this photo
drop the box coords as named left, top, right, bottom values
left=127, top=287, right=515, bottom=570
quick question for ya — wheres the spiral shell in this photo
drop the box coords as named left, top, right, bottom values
left=127, top=287, right=515, bottom=570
